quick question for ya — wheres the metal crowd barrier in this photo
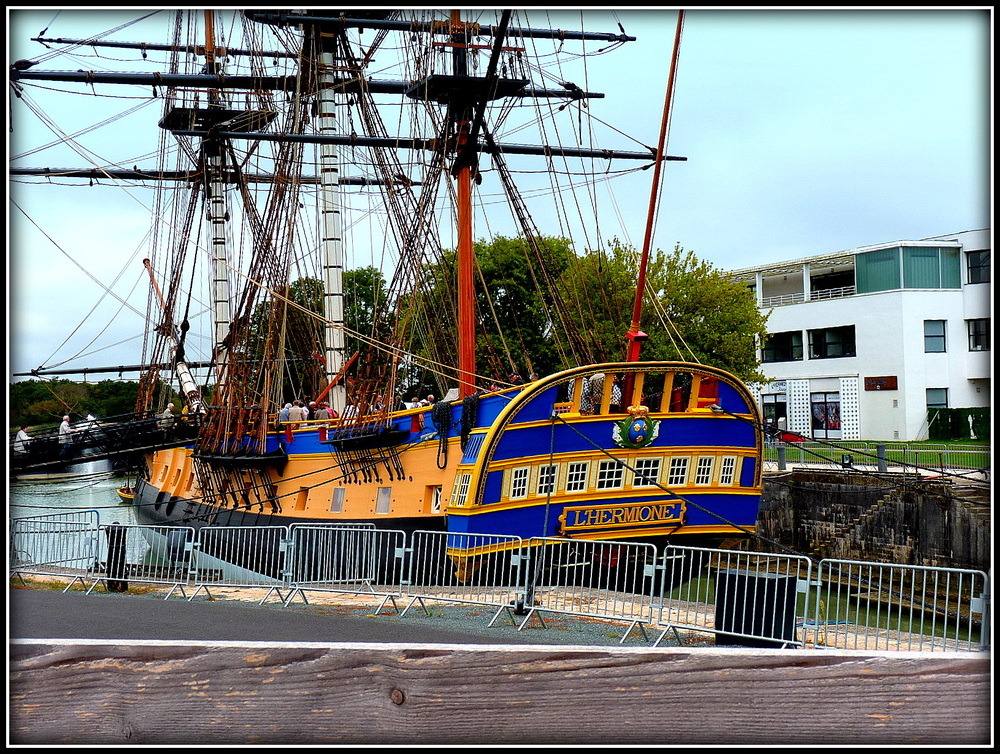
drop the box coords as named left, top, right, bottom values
left=811, top=559, right=989, bottom=652
left=85, top=524, right=197, bottom=598
left=512, top=537, right=659, bottom=642
left=9, top=510, right=101, bottom=585
left=7, top=511, right=992, bottom=652
left=190, top=525, right=291, bottom=602
left=401, top=531, right=525, bottom=622
left=282, top=524, right=407, bottom=613
left=653, top=545, right=814, bottom=648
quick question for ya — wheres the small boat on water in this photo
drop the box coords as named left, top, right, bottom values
left=11, top=9, right=762, bottom=571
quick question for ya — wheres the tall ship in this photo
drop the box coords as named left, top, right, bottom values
left=10, top=10, right=763, bottom=559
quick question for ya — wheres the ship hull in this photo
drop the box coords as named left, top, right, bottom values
left=130, top=363, right=763, bottom=579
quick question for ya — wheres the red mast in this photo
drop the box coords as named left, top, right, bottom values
left=452, top=9, right=477, bottom=398
left=626, top=9, right=685, bottom=363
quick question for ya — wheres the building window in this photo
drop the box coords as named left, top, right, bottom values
left=762, top=394, right=787, bottom=430
left=966, top=249, right=990, bottom=284
left=926, top=388, right=949, bottom=410
left=811, top=392, right=842, bottom=439
left=967, top=319, right=989, bottom=351
left=510, top=467, right=530, bottom=499
left=903, top=247, right=961, bottom=288
left=632, top=457, right=662, bottom=488
left=537, top=464, right=557, bottom=496
left=375, top=487, right=392, bottom=514
left=808, top=325, right=856, bottom=359
left=762, top=330, right=803, bottom=362
left=667, top=456, right=689, bottom=487
left=566, top=461, right=589, bottom=493
left=923, top=320, right=947, bottom=353
left=596, top=459, right=625, bottom=490
left=855, top=247, right=901, bottom=293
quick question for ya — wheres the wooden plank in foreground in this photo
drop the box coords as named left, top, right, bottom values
left=9, top=640, right=990, bottom=745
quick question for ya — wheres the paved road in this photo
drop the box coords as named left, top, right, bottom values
left=9, top=587, right=653, bottom=646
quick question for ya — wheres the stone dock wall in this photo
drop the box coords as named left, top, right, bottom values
left=758, top=470, right=990, bottom=572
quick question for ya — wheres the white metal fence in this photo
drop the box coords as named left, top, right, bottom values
left=654, top=545, right=814, bottom=648
left=811, top=559, right=989, bottom=652
left=282, top=525, right=407, bottom=613
left=8, top=513, right=990, bottom=652
left=10, top=510, right=100, bottom=579
left=402, top=531, right=525, bottom=621
left=513, top=538, right=658, bottom=641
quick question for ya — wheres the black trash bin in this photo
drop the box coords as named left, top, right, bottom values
left=714, top=569, right=797, bottom=647
left=105, top=523, right=129, bottom=593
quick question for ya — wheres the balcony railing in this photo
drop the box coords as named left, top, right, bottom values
left=762, top=285, right=856, bottom=307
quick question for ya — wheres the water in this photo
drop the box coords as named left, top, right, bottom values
left=9, top=471, right=139, bottom=527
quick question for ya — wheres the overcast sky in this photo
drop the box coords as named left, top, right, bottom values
left=6, top=8, right=991, bottom=380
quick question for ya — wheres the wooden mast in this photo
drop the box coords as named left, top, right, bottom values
left=452, top=9, right=477, bottom=398
left=626, top=9, right=685, bottom=363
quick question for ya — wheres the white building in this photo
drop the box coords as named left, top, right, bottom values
left=729, top=229, right=990, bottom=441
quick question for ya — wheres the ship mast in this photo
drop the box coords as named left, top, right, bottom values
left=626, top=9, right=685, bottom=363
left=451, top=9, right=477, bottom=398
left=200, top=10, right=234, bottom=400
left=314, top=29, right=348, bottom=415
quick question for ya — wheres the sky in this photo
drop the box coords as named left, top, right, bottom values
left=6, top=8, right=992, bottom=382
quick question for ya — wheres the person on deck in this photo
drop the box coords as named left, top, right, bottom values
left=58, top=415, right=75, bottom=457
left=288, top=400, right=306, bottom=422
left=14, top=426, right=32, bottom=455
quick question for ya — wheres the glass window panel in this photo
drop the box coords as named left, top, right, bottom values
left=940, top=248, right=961, bottom=287
left=967, top=319, right=989, bottom=351
left=694, top=457, right=714, bottom=485
left=537, top=464, right=557, bottom=495
left=966, top=250, right=990, bottom=284
left=596, top=459, right=625, bottom=490
left=925, top=388, right=948, bottom=409
left=667, top=457, right=689, bottom=487
left=855, top=247, right=901, bottom=293
left=510, top=467, right=530, bottom=499
left=566, top=462, right=589, bottom=492
left=924, top=320, right=947, bottom=352
left=633, top=457, right=662, bottom=488
left=902, top=247, right=941, bottom=288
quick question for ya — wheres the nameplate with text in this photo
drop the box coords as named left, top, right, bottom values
left=560, top=499, right=685, bottom=534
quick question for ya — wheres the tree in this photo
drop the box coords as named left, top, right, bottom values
left=244, top=268, right=392, bottom=403
left=9, top=378, right=141, bottom=428
left=402, top=235, right=577, bottom=392
left=557, top=242, right=769, bottom=384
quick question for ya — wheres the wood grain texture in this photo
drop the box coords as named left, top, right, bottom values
left=10, top=640, right=989, bottom=745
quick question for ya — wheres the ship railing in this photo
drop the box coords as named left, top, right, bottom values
left=9, top=510, right=101, bottom=586
left=809, top=559, right=989, bottom=652
left=511, top=537, right=660, bottom=642
left=282, top=524, right=406, bottom=613
left=652, top=545, right=815, bottom=649
left=400, top=531, right=526, bottom=623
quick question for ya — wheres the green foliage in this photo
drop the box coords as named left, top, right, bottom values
left=9, top=379, right=141, bottom=429
left=472, top=235, right=576, bottom=380
left=344, top=265, right=393, bottom=359
left=403, top=235, right=576, bottom=389
left=557, top=242, right=770, bottom=384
